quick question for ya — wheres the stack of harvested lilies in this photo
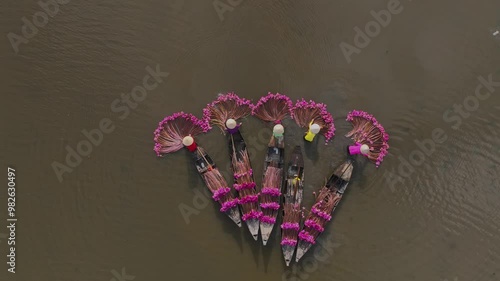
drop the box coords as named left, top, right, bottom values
left=153, top=92, right=389, bottom=267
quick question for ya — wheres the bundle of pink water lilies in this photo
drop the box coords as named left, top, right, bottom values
left=153, top=92, right=389, bottom=266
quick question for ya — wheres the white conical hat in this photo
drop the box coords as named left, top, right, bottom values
left=310, top=123, right=321, bottom=134
left=273, top=124, right=284, bottom=135
left=360, top=144, right=370, bottom=155
left=225, top=118, right=237, bottom=129
left=182, top=136, right=194, bottom=146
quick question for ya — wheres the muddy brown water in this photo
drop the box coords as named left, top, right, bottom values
left=1, top=0, right=500, bottom=280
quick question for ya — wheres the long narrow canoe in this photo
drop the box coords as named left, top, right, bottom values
left=228, top=129, right=260, bottom=240
left=191, top=147, right=241, bottom=226
left=281, top=146, right=304, bottom=266
left=295, top=159, right=353, bottom=262
left=260, top=133, right=285, bottom=245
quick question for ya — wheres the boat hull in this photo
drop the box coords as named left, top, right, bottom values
left=282, top=245, right=296, bottom=266
left=260, top=136, right=285, bottom=245
left=260, top=222, right=275, bottom=245
left=228, top=130, right=260, bottom=239
left=192, top=147, right=242, bottom=227
left=295, top=242, right=313, bottom=262
left=281, top=146, right=305, bottom=266
left=225, top=207, right=242, bottom=227
left=295, top=159, right=353, bottom=262
left=245, top=218, right=260, bottom=240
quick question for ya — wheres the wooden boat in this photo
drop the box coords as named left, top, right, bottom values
left=281, top=146, right=304, bottom=266
left=203, top=93, right=261, bottom=240
left=295, top=159, right=353, bottom=262
left=259, top=131, right=285, bottom=245
left=295, top=110, right=389, bottom=262
left=252, top=93, right=293, bottom=244
left=192, top=146, right=241, bottom=226
left=229, top=128, right=260, bottom=240
left=153, top=112, right=241, bottom=227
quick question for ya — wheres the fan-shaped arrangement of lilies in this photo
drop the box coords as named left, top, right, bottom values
left=153, top=92, right=389, bottom=266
